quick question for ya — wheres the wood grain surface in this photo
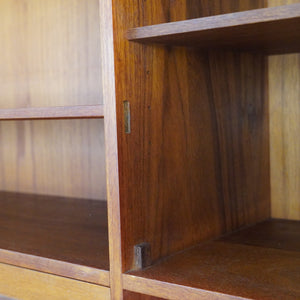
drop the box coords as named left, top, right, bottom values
left=0, top=263, right=110, bottom=300
left=125, top=220, right=300, bottom=300
left=127, top=4, right=300, bottom=54
left=0, top=0, right=107, bottom=200
left=113, top=0, right=269, bottom=272
left=269, top=0, right=300, bottom=221
left=0, top=192, right=109, bottom=271
left=0, top=0, right=102, bottom=108
left=123, top=291, right=164, bottom=300
left=0, top=119, right=106, bottom=200
left=100, top=0, right=123, bottom=298
left=0, top=249, right=109, bottom=286
left=0, top=105, right=104, bottom=120
left=220, top=219, right=300, bottom=251
left=123, top=276, right=246, bottom=300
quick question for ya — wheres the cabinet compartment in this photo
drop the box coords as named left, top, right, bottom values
left=0, top=0, right=121, bottom=297
left=113, top=0, right=300, bottom=299
left=0, top=0, right=111, bottom=288
left=0, top=119, right=109, bottom=286
left=121, top=49, right=300, bottom=299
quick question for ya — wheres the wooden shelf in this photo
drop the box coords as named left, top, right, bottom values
left=0, top=105, right=104, bottom=120
left=124, top=219, right=300, bottom=300
left=0, top=192, right=109, bottom=286
left=127, top=4, right=300, bottom=54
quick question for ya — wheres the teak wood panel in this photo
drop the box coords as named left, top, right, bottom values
left=0, top=263, right=110, bottom=300
left=113, top=0, right=269, bottom=271
left=0, top=0, right=102, bottom=109
left=269, top=0, right=300, bottom=221
left=0, top=119, right=106, bottom=200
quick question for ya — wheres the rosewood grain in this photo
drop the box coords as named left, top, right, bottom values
left=113, top=0, right=269, bottom=272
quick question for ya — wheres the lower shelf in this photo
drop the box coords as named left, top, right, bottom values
left=0, top=263, right=110, bottom=300
left=0, top=191, right=109, bottom=286
left=124, top=219, right=300, bottom=300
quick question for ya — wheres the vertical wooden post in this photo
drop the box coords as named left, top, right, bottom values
left=99, top=1, right=123, bottom=299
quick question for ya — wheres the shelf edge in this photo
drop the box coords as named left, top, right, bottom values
left=0, top=104, right=104, bottom=120
left=122, top=274, right=248, bottom=300
left=0, top=249, right=110, bottom=287
left=127, top=4, right=300, bottom=42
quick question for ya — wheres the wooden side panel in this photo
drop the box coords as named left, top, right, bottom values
left=0, top=120, right=106, bottom=200
left=112, top=0, right=269, bottom=271
left=0, top=0, right=102, bottom=108
left=0, top=263, right=110, bottom=300
left=269, top=0, right=300, bottom=221
left=100, top=1, right=123, bottom=299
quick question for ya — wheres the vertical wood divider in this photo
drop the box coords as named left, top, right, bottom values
left=99, top=1, right=123, bottom=299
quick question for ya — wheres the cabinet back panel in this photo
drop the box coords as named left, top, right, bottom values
left=113, top=1, right=269, bottom=270
left=268, top=0, right=300, bottom=221
left=269, top=54, right=300, bottom=220
left=181, top=0, right=265, bottom=18
left=0, top=119, right=106, bottom=200
left=0, top=0, right=102, bottom=108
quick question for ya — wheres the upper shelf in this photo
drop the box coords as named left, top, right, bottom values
left=0, top=104, right=104, bottom=120
left=127, top=4, right=300, bottom=54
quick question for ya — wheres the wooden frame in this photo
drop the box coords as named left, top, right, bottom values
left=0, top=1, right=299, bottom=300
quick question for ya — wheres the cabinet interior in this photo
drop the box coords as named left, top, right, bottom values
left=0, top=119, right=110, bottom=284
left=116, top=1, right=300, bottom=299
left=0, top=0, right=110, bottom=287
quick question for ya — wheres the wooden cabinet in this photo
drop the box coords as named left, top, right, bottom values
left=0, top=0, right=114, bottom=298
left=0, top=1, right=299, bottom=299
left=115, top=0, right=300, bottom=299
